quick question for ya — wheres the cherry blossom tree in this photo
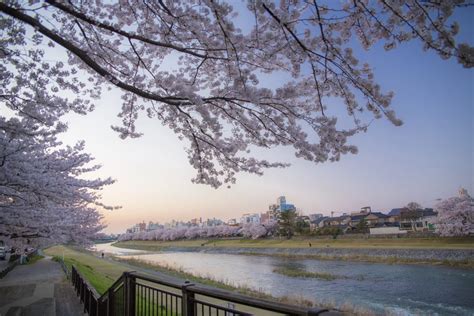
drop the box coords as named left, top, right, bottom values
left=0, top=0, right=117, bottom=248
left=435, top=188, right=473, bottom=237
left=1, top=0, right=472, bottom=188
left=118, top=223, right=271, bottom=242
left=0, top=116, right=116, bottom=248
left=240, top=223, right=268, bottom=239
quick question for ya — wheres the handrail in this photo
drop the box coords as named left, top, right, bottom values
left=127, top=271, right=184, bottom=289
left=74, top=266, right=101, bottom=299
left=128, top=271, right=326, bottom=315
left=187, top=283, right=327, bottom=315
left=69, top=265, right=340, bottom=316
left=97, top=273, right=125, bottom=302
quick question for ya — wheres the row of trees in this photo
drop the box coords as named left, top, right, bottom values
left=118, top=221, right=279, bottom=242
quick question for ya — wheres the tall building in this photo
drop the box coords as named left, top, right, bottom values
left=277, top=196, right=286, bottom=205
left=276, top=196, right=295, bottom=212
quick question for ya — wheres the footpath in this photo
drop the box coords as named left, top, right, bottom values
left=0, top=256, right=84, bottom=316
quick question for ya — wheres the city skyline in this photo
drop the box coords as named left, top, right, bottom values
left=112, top=194, right=444, bottom=235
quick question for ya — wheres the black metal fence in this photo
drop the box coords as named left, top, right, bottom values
left=71, top=266, right=336, bottom=316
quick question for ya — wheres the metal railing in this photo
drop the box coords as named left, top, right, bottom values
left=71, top=266, right=336, bottom=316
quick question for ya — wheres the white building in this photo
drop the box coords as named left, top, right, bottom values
left=240, top=213, right=260, bottom=225
left=227, top=218, right=238, bottom=226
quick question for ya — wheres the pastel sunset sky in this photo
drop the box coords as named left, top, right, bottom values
left=56, top=5, right=473, bottom=234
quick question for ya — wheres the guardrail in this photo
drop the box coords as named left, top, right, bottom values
left=70, top=265, right=338, bottom=316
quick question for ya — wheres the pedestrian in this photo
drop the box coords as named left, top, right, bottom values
left=309, top=242, right=312, bottom=247
left=101, top=252, right=104, bottom=258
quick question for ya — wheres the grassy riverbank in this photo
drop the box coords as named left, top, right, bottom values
left=44, top=245, right=127, bottom=294
left=114, top=236, right=474, bottom=250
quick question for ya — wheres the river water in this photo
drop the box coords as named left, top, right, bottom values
left=95, top=243, right=474, bottom=315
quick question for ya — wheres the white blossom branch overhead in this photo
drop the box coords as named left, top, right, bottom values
left=1, top=0, right=472, bottom=188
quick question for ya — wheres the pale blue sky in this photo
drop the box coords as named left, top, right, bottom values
left=57, top=5, right=473, bottom=233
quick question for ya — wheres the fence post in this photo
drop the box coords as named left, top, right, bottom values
left=181, top=281, right=195, bottom=316
left=107, top=289, right=113, bottom=316
left=88, top=288, right=92, bottom=314
left=129, top=274, right=136, bottom=316
left=124, top=272, right=136, bottom=316
left=80, top=279, right=84, bottom=302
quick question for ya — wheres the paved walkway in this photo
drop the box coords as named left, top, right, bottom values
left=0, top=254, right=11, bottom=271
left=0, top=256, right=85, bottom=316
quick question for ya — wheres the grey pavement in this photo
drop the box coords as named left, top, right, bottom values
left=0, top=256, right=85, bottom=316
left=0, top=253, right=11, bottom=271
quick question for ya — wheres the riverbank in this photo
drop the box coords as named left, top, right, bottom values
left=44, top=245, right=127, bottom=294
left=114, top=236, right=474, bottom=249
left=113, top=237, right=474, bottom=268
left=44, top=246, right=361, bottom=314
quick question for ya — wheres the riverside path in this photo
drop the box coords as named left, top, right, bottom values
left=0, top=256, right=84, bottom=316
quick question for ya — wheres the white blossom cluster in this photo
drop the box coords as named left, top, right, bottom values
left=435, top=189, right=473, bottom=237
left=118, top=221, right=278, bottom=242
left=1, top=1, right=472, bottom=188
left=0, top=7, right=116, bottom=248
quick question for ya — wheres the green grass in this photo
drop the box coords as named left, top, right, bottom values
left=272, top=266, right=341, bottom=280
left=114, top=236, right=474, bottom=250
left=45, top=245, right=127, bottom=294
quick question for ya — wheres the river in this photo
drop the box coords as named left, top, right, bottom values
left=95, top=243, right=474, bottom=315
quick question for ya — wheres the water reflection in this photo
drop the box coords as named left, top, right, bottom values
left=93, top=242, right=149, bottom=255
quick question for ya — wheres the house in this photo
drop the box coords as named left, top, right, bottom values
left=310, top=216, right=329, bottom=230
left=388, top=208, right=403, bottom=223
left=364, top=212, right=390, bottom=227
left=349, top=214, right=367, bottom=227
left=400, top=208, right=437, bottom=231
left=324, top=215, right=351, bottom=227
